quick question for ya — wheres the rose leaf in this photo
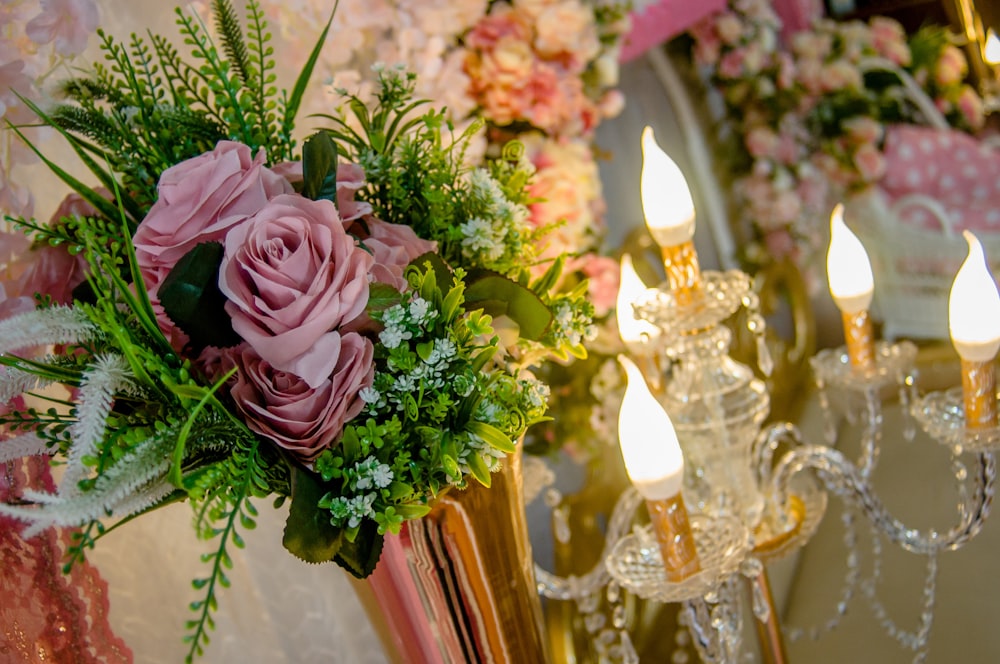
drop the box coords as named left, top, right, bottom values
left=464, top=271, right=552, bottom=341
left=158, top=242, right=241, bottom=351
left=282, top=466, right=344, bottom=564
left=301, top=131, right=338, bottom=202
left=334, top=520, right=384, bottom=579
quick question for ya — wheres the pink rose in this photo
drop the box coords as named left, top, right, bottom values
left=852, top=143, right=886, bottom=183
left=270, top=161, right=373, bottom=224
left=219, top=194, right=373, bottom=388
left=228, top=335, right=374, bottom=463
left=957, top=85, right=985, bottom=130
left=579, top=254, right=620, bottom=318
left=133, top=141, right=292, bottom=288
left=935, top=45, right=967, bottom=87
left=16, top=244, right=87, bottom=305
left=746, top=126, right=778, bottom=159
left=352, top=218, right=437, bottom=291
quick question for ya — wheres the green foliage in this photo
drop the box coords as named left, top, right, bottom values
left=40, top=0, right=332, bottom=211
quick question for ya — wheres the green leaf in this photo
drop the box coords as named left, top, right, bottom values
left=394, top=503, right=432, bottom=519
left=367, top=282, right=401, bottom=314
left=333, top=520, right=384, bottom=579
left=301, top=131, right=338, bottom=201
left=282, top=466, right=344, bottom=564
left=466, top=452, right=492, bottom=488
left=467, top=421, right=516, bottom=454
left=464, top=272, right=552, bottom=341
left=158, top=242, right=241, bottom=351
left=285, top=2, right=338, bottom=126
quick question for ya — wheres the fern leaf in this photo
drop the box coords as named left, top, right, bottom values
left=212, top=0, right=252, bottom=88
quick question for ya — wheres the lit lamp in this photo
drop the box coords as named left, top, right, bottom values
left=617, top=355, right=700, bottom=582
left=640, top=126, right=700, bottom=306
left=827, top=204, right=876, bottom=370
left=949, top=231, right=1000, bottom=429
left=985, top=29, right=1000, bottom=66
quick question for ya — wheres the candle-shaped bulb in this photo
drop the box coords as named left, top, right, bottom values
left=616, top=255, right=661, bottom=347
left=985, top=29, right=1000, bottom=66
left=617, top=355, right=683, bottom=500
left=826, top=204, right=874, bottom=314
left=949, top=231, right=1000, bottom=362
left=641, top=126, right=695, bottom=247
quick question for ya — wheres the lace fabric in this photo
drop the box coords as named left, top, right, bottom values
left=1, top=457, right=133, bottom=663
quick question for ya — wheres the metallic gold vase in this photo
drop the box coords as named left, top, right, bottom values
left=356, top=449, right=549, bottom=663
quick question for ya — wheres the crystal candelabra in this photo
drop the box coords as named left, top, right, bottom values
left=534, top=130, right=1000, bottom=664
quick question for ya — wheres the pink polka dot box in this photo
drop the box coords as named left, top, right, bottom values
left=845, top=125, right=1000, bottom=341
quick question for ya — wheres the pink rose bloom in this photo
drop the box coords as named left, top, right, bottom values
left=718, top=49, right=746, bottom=79
left=579, top=254, right=619, bottom=318
left=229, top=335, right=374, bottom=463
left=352, top=218, right=437, bottom=291
left=270, top=161, right=373, bottom=224
left=934, top=45, right=967, bottom=87
left=26, top=0, right=99, bottom=57
left=134, top=141, right=292, bottom=287
left=746, top=126, right=778, bottom=159
left=533, top=2, right=600, bottom=72
left=16, top=244, right=87, bottom=305
left=821, top=60, right=862, bottom=92
left=957, top=85, right=985, bottom=130
left=0, top=283, right=36, bottom=323
left=466, top=8, right=532, bottom=51
left=715, top=13, right=744, bottom=46
left=843, top=116, right=883, bottom=144
left=219, top=194, right=373, bottom=388
left=853, top=143, right=886, bottom=183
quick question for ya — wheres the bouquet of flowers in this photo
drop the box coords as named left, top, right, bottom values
left=687, top=0, right=985, bottom=272
left=0, top=1, right=595, bottom=658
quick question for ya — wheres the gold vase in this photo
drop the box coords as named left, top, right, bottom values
left=356, top=449, right=549, bottom=663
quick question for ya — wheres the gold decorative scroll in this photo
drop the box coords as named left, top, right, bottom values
left=842, top=310, right=875, bottom=370
left=661, top=240, right=701, bottom=307
left=961, top=358, right=998, bottom=429
left=646, top=494, right=700, bottom=583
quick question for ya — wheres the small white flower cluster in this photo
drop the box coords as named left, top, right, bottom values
left=551, top=301, right=598, bottom=348
left=458, top=169, right=530, bottom=268
left=457, top=432, right=506, bottom=476
left=327, top=455, right=394, bottom=528
left=519, top=376, right=551, bottom=410
left=377, top=296, right=436, bottom=349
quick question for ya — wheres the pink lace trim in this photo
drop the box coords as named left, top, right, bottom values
left=1, top=455, right=133, bottom=663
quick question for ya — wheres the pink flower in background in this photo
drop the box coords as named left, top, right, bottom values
left=228, top=335, right=374, bottom=463
left=821, top=60, right=862, bottom=92
left=25, top=0, right=99, bottom=57
left=579, top=254, right=619, bottom=318
left=843, top=116, right=883, bottom=144
left=531, top=0, right=600, bottom=72
left=465, top=8, right=532, bottom=51
left=934, top=44, right=966, bottom=87
left=219, top=194, right=373, bottom=388
left=354, top=218, right=437, bottom=291
left=956, top=85, right=985, bottom=131
left=746, top=126, right=778, bottom=159
left=133, top=141, right=292, bottom=287
left=0, top=60, right=36, bottom=125
left=714, top=12, right=744, bottom=46
left=852, top=143, right=887, bottom=183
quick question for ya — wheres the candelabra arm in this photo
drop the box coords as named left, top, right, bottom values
left=535, top=487, right=645, bottom=600
left=770, top=445, right=996, bottom=554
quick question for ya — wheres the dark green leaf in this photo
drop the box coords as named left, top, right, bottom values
left=158, top=242, right=241, bottom=351
left=464, top=271, right=552, bottom=341
left=301, top=131, right=338, bottom=201
left=333, top=519, right=384, bottom=579
left=282, top=466, right=344, bottom=563
left=367, top=282, right=401, bottom=314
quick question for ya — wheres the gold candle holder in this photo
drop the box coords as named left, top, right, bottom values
left=961, top=358, right=997, bottom=429
left=842, top=309, right=875, bottom=370
left=646, top=493, right=701, bottom=583
left=661, top=240, right=702, bottom=308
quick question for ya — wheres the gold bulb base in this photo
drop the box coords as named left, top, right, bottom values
left=842, top=310, right=875, bottom=370
left=660, top=240, right=702, bottom=307
left=961, top=358, right=998, bottom=429
left=646, top=494, right=701, bottom=583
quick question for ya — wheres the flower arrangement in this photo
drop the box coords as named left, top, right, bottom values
left=0, top=1, right=596, bottom=659
left=688, top=0, right=986, bottom=271
left=257, top=0, right=630, bottom=310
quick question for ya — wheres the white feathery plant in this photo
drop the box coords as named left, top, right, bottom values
left=0, top=364, right=53, bottom=405
left=1, top=429, right=177, bottom=538
left=0, top=431, right=51, bottom=464
left=0, top=306, right=97, bottom=353
left=60, top=353, right=137, bottom=496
